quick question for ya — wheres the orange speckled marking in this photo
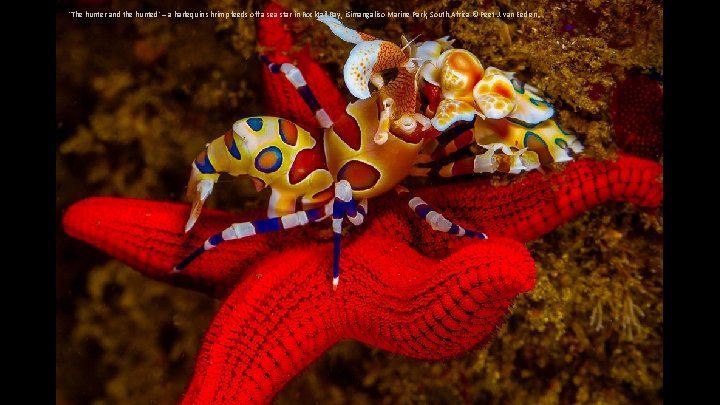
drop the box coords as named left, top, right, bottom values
left=446, top=52, right=484, bottom=82
left=359, top=32, right=376, bottom=41
left=372, top=42, right=408, bottom=73
left=441, top=50, right=484, bottom=101
left=493, top=82, right=513, bottom=99
left=380, top=69, right=417, bottom=116
left=448, top=51, right=479, bottom=72
left=338, top=160, right=381, bottom=191
left=435, top=99, right=478, bottom=129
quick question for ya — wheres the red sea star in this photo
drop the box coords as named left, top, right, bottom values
left=257, top=2, right=349, bottom=131
left=610, top=73, right=663, bottom=159
left=63, top=155, right=662, bottom=404
left=60, top=3, right=662, bottom=402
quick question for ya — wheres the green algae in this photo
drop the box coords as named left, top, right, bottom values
left=56, top=0, right=662, bottom=403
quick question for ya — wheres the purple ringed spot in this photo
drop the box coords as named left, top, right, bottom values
left=246, top=117, right=264, bottom=132
left=255, top=146, right=283, bottom=173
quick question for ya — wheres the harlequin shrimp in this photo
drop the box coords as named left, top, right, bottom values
left=318, top=15, right=582, bottom=176
left=174, top=16, right=583, bottom=288
left=411, top=45, right=584, bottom=176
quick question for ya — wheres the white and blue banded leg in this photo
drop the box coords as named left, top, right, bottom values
left=394, top=185, right=488, bottom=239
left=331, top=181, right=367, bottom=290
left=173, top=202, right=334, bottom=272
left=258, top=54, right=334, bottom=129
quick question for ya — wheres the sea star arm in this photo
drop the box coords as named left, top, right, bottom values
left=62, top=155, right=662, bottom=298
left=337, top=235, right=535, bottom=359
left=180, top=244, right=341, bottom=404
left=257, top=3, right=347, bottom=129
left=413, top=154, right=662, bottom=246
left=62, top=197, right=287, bottom=298
left=179, top=234, right=535, bottom=404
left=258, top=54, right=334, bottom=129
left=61, top=154, right=661, bottom=405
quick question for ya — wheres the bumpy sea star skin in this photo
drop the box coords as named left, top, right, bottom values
left=63, top=155, right=661, bottom=299
left=63, top=4, right=663, bottom=400
left=62, top=3, right=663, bottom=402
left=257, top=2, right=349, bottom=129
left=63, top=154, right=662, bottom=404
left=610, top=73, right=663, bottom=159
left=181, top=237, right=534, bottom=404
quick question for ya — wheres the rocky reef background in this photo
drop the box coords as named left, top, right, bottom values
left=56, top=0, right=663, bottom=404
